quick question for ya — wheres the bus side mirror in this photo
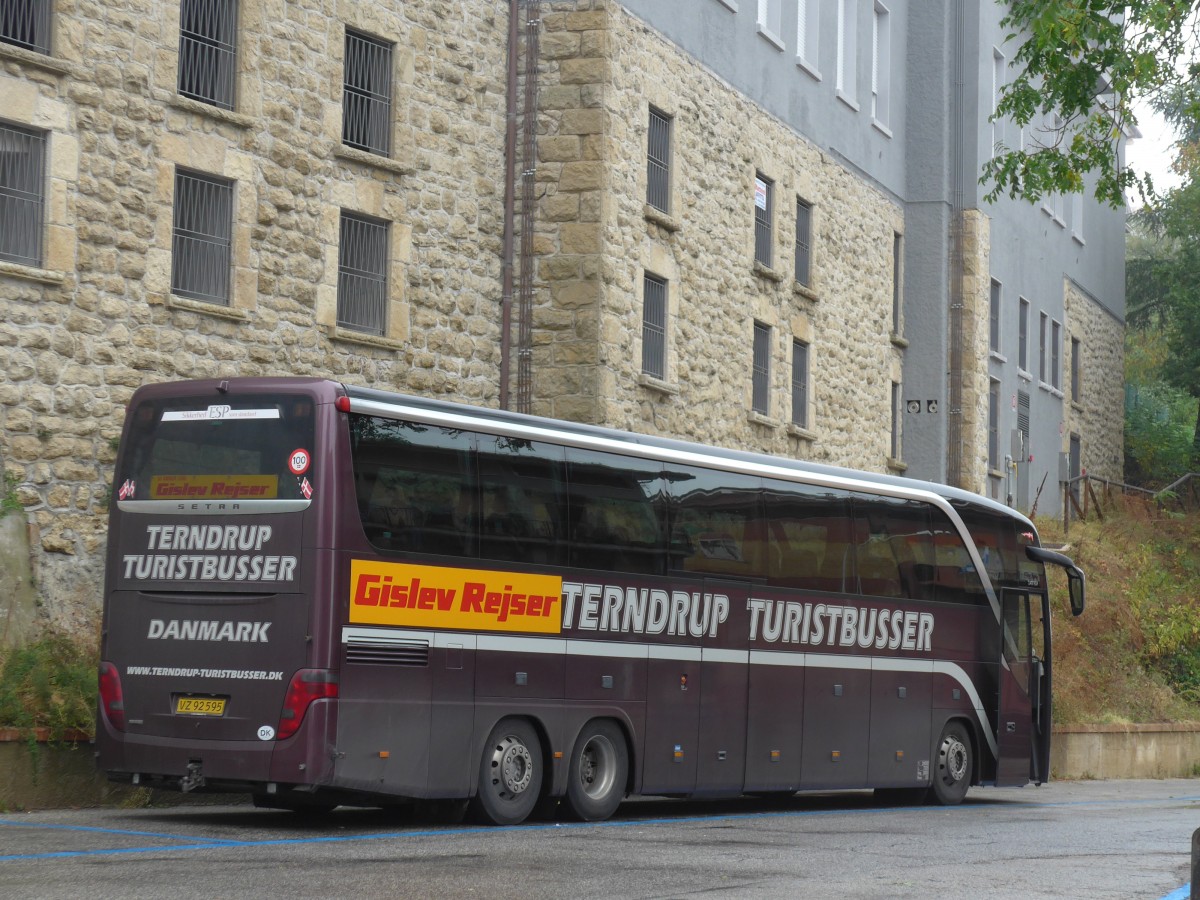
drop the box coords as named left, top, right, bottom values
left=1066, top=567, right=1085, bottom=617
left=1025, top=545, right=1086, bottom=617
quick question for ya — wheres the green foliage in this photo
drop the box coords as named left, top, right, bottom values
left=0, top=636, right=98, bottom=740
left=985, top=0, right=1197, bottom=206
left=1, top=471, right=21, bottom=516
left=1125, top=380, right=1198, bottom=484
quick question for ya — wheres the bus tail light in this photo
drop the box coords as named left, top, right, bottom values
left=277, top=669, right=338, bottom=741
left=98, top=661, right=126, bottom=732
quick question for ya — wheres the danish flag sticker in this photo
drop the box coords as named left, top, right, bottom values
left=300, top=478, right=313, bottom=500
left=288, top=448, right=310, bottom=476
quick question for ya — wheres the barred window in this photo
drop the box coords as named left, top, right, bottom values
left=890, top=381, right=903, bottom=460
left=891, top=231, right=902, bottom=333
left=0, top=123, right=46, bottom=267
left=172, top=169, right=233, bottom=305
left=791, top=339, right=809, bottom=428
left=338, top=211, right=389, bottom=336
left=989, top=279, right=1001, bottom=353
left=1018, top=297, right=1029, bottom=371
left=343, top=29, right=393, bottom=157
left=795, top=199, right=812, bottom=287
left=641, top=273, right=667, bottom=380
left=646, top=107, right=671, bottom=214
left=752, top=321, right=771, bottom=415
left=1, top=0, right=50, bottom=54
left=178, top=0, right=238, bottom=111
left=988, top=378, right=1000, bottom=471
left=1071, top=337, right=1081, bottom=403
left=1051, top=320, right=1061, bottom=389
left=754, top=173, right=773, bottom=267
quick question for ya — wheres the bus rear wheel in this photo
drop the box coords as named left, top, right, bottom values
left=928, top=721, right=972, bottom=806
left=564, top=720, right=627, bottom=822
left=472, top=718, right=543, bottom=826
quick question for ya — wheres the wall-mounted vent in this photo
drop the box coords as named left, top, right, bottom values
left=346, top=637, right=429, bottom=667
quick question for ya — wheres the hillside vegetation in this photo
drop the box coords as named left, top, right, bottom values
left=1042, top=498, right=1200, bottom=724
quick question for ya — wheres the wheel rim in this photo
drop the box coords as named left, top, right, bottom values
left=489, top=734, right=534, bottom=799
left=577, top=734, right=617, bottom=801
left=938, top=733, right=969, bottom=785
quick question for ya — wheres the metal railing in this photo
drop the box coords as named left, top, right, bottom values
left=1061, top=473, right=1200, bottom=533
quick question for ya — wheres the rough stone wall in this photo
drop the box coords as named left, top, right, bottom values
left=535, top=2, right=906, bottom=467
left=1064, top=280, right=1125, bottom=484
left=957, top=209, right=993, bottom=495
left=0, top=0, right=511, bottom=633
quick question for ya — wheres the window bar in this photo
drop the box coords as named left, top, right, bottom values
left=1, top=0, right=51, bottom=54
left=0, top=123, right=46, bottom=267
left=795, top=200, right=812, bottom=286
left=172, top=170, right=233, bottom=304
left=752, top=322, right=771, bottom=414
left=337, top=212, right=388, bottom=336
left=178, top=0, right=238, bottom=110
left=646, top=108, right=671, bottom=213
left=343, top=30, right=393, bottom=156
left=754, top=176, right=773, bottom=267
left=791, top=340, right=808, bottom=427
left=641, top=274, right=666, bottom=379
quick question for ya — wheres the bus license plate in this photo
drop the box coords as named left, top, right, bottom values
left=175, top=696, right=226, bottom=716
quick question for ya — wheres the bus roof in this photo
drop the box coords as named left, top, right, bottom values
left=126, top=377, right=1032, bottom=532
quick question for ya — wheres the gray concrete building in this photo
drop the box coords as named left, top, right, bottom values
left=0, top=0, right=1124, bottom=633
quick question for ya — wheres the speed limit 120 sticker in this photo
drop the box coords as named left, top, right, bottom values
left=288, top=448, right=311, bottom=475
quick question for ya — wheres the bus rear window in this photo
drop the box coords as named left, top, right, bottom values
left=118, top=396, right=314, bottom=502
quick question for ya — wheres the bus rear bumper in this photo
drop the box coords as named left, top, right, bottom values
left=94, top=702, right=336, bottom=794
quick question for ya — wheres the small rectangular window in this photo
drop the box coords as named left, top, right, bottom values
left=891, top=231, right=902, bottom=334
left=1038, top=311, right=1048, bottom=382
left=1051, top=320, right=1061, bottom=389
left=171, top=168, right=234, bottom=305
left=343, top=29, right=393, bottom=157
left=1018, top=297, right=1029, bottom=371
left=752, top=321, right=771, bottom=414
left=337, top=211, right=389, bottom=336
left=754, top=173, right=773, bottom=267
left=797, top=0, right=819, bottom=67
left=1, top=0, right=51, bottom=54
left=836, top=0, right=857, bottom=99
left=890, top=381, right=902, bottom=460
left=791, top=339, right=809, bottom=428
left=991, top=48, right=1005, bottom=157
left=757, top=0, right=783, bottom=40
left=988, top=378, right=1000, bottom=471
left=989, top=279, right=1001, bottom=354
left=1071, top=336, right=1081, bottom=403
left=795, top=198, right=812, bottom=287
left=0, top=122, right=46, bottom=268
left=178, top=0, right=239, bottom=111
left=871, top=2, right=890, bottom=125
left=642, top=273, right=667, bottom=380
left=646, top=107, right=672, bottom=214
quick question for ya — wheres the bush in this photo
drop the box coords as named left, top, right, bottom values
left=0, top=635, right=98, bottom=739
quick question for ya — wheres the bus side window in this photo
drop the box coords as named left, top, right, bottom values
left=763, top=480, right=853, bottom=593
left=565, top=448, right=665, bottom=576
left=929, top=508, right=988, bottom=604
left=476, top=435, right=566, bottom=568
left=850, top=495, right=934, bottom=600
left=666, top=466, right=763, bottom=579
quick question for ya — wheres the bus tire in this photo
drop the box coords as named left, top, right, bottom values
left=564, top=719, right=628, bottom=822
left=928, top=720, right=972, bottom=806
left=472, top=718, right=543, bottom=826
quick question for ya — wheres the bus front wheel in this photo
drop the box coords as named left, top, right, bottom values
left=472, top=718, right=543, bottom=826
left=928, top=720, right=972, bottom=806
left=564, top=719, right=628, bottom=822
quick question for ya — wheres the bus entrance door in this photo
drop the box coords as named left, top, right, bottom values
left=996, top=590, right=1035, bottom=786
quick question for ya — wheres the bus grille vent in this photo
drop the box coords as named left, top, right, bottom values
left=346, top=641, right=429, bottom=667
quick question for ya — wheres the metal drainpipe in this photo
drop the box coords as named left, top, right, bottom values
left=499, top=0, right=519, bottom=410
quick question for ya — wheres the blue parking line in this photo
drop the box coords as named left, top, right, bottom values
left=0, top=818, right=246, bottom=845
left=1160, top=886, right=1189, bottom=900
left=2, top=793, right=1199, bottom=863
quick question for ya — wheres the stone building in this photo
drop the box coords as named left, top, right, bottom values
left=0, top=0, right=1125, bottom=634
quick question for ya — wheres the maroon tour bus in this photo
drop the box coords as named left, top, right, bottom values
left=96, top=377, right=1085, bottom=824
